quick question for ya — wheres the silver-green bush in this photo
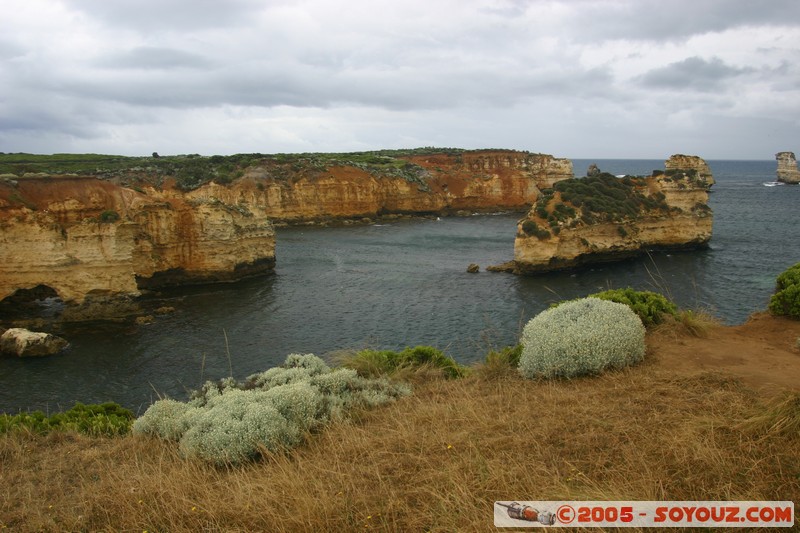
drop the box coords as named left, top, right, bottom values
left=133, top=353, right=410, bottom=465
left=179, top=391, right=297, bottom=464
left=519, top=297, right=646, bottom=379
left=262, top=381, right=325, bottom=430
left=246, top=366, right=314, bottom=390
left=131, top=398, right=200, bottom=441
left=284, top=353, right=331, bottom=374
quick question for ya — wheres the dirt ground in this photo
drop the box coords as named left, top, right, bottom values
left=649, top=312, right=800, bottom=394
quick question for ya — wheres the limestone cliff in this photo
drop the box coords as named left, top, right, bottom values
left=0, top=149, right=570, bottom=316
left=0, top=176, right=275, bottom=309
left=193, top=150, right=572, bottom=223
left=512, top=155, right=713, bottom=274
left=776, top=152, right=800, bottom=184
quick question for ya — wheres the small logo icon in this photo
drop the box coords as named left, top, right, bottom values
left=496, top=502, right=557, bottom=525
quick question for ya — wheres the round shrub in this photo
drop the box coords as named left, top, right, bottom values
left=132, top=399, right=199, bottom=441
left=519, top=297, right=646, bottom=379
left=769, top=263, right=800, bottom=319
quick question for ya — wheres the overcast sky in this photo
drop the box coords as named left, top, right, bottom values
left=1, top=0, right=798, bottom=159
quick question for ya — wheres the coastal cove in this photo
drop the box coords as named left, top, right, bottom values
left=0, top=159, right=798, bottom=414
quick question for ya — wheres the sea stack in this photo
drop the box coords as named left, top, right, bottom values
left=776, top=152, right=800, bottom=184
left=512, top=154, right=714, bottom=274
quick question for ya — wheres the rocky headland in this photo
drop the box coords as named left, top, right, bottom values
left=0, top=149, right=713, bottom=321
left=509, top=154, right=714, bottom=274
left=0, top=149, right=570, bottom=320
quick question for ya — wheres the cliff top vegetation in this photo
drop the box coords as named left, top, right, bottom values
left=0, top=147, right=519, bottom=191
left=519, top=172, right=674, bottom=239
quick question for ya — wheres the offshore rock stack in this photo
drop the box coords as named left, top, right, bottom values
left=776, top=152, right=800, bottom=184
left=511, top=154, right=714, bottom=274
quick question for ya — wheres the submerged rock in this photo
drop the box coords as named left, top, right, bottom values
left=0, top=328, right=69, bottom=357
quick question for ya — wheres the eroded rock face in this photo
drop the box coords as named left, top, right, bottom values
left=776, top=152, right=800, bottom=184
left=214, top=150, right=573, bottom=223
left=0, top=176, right=276, bottom=311
left=0, top=328, right=69, bottom=357
left=512, top=154, right=714, bottom=274
left=0, top=150, right=571, bottom=318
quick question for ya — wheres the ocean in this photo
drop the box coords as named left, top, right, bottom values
left=1, top=159, right=798, bottom=414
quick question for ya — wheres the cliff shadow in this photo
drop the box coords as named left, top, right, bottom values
left=0, top=284, right=64, bottom=321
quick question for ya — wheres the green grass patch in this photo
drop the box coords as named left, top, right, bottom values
left=340, top=345, right=467, bottom=379
left=0, top=402, right=134, bottom=437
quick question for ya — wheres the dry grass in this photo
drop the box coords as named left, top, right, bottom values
left=2, top=356, right=799, bottom=532
left=654, top=309, right=722, bottom=339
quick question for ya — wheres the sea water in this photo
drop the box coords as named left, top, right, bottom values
left=1, top=159, right=797, bottom=413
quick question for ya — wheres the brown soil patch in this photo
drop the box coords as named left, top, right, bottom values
left=649, top=312, right=800, bottom=394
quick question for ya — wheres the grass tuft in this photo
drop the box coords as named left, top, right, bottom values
left=673, top=309, right=721, bottom=338
left=475, top=345, right=522, bottom=380
left=338, top=345, right=467, bottom=379
left=737, top=392, right=800, bottom=437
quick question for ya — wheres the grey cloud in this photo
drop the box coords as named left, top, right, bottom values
left=0, top=40, right=25, bottom=60
left=571, top=0, right=800, bottom=42
left=638, top=56, right=753, bottom=91
left=68, top=0, right=264, bottom=31
left=96, top=47, right=213, bottom=70
left=0, top=100, right=100, bottom=139
left=55, top=59, right=618, bottom=113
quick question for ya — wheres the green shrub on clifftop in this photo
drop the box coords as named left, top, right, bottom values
left=769, top=262, right=800, bottom=319
left=588, top=288, right=677, bottom=327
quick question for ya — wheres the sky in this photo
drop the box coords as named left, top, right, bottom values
left=1, top=0, right=799, bottom=159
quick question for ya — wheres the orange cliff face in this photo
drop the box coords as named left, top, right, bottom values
left=0, top=176, right=275, bottom=311
left=191, top=150, right=573, bottom=223
left=0, top=150, right=571, bottom=317
left=512, top=155, right=714, bottom=274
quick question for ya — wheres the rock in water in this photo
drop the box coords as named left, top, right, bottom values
left=0, top=328, right=69, bottom=357
left=467, top=263, right=480, bottom=273
left=776, top=152, right=800, bottom=184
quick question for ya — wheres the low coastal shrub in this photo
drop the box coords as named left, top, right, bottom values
left=340, top=345, right=466, bottom=379
left=133, top=353, right=411, bottom=465
left=519, top=297, right=646, bottom=379
left=769, top=262, right=800, bottom=319
left=588, top=288, right=677, bottom=327
left=0, top=402, right=134, bottom=437
left=551, top=288, right=677, bottom=328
